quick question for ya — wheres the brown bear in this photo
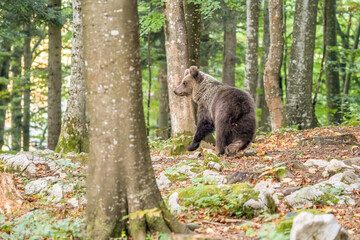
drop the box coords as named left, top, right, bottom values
left=174, top=66, right=257, bottom=155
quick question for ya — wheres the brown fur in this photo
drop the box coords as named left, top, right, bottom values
left=174, top=66, right=257, bottom=155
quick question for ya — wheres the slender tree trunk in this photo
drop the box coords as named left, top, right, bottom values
left=264, top=0, right=285, bottom=130
left=244, top=0, right=259, bottom=100
left=158, top=66, right=170, bottom=139
left=0, top=44, right=11, bottom=149
left=23, top=23, right=32, bottom=151
left=11, top=47, right=23, bottom=151
left=222, top=4, right=237, bottom=86
left=164, top=0, right=196, bottom=136
left=325, top=0, right=341, bottom=124
left=256, top=0, right=271, bottom=131
left=184, top=0, right=201, bottom=67
left=55, top=0, right=87, bottom=154
left=83, top=0, right=189, bottom=238
left=286, top=0, right=318, bottom=129
left=342, top=18, right=360, bottom=98
left=48, top=0, right=62, bottom=150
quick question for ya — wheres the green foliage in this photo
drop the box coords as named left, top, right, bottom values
left=140, top=12, right=166, bottom=36
left=0, top=210, right=84, bottom=239
left=164, top=160, right=202, bottom=182
left=174, top=183, right=259, bottom=217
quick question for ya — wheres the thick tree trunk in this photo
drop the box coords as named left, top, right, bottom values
left=0, top=44, right=10, bottom=149
left=244, top=0, right=259, bottom=100
left=264, top=0, right=285, bottom=130
left=325, top=0, right=341, bottom=124
left=286, top=0, right=318, bottom=129
left=158, top=66, right=170, bottom=139
left=184, top=0, right=201, bottom=67
left=55, top=0, right=88, bottom=154
left=256, top=0, right=271, bottom=131
left=164, top=0, right=196, bottom=136
left=23, top=23, right=32, bottom=151
left=11, top=47, right=23, bottom=151
left=48, top=0, right=62, bottom=150
left=84, top=0, right=189, bottom=238
left=222, top=5, right=237, bottom=86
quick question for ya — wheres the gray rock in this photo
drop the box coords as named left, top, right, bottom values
left=188, top=151, right=201, bottom=159
left=151, top=156, right=163, bottom=162
left=156, top=172, right=171, bottom=190
left=25, top=177, right=59, bottom=195
left=323, top=159, right=353, bottom=177
left=285, top=186, right=324, bottom=209
left=207, top=161, right=223, bottom=171
left=304, top=159, right=330, bottom=168
left=290, top=212, right=349, bottom=240
left=67, top=197, right=79, bottom=208
left=178, top=165, right=197, bottom=178
left=48, top=183, right=63, bottom=202
left=202, top=170, right=227, bottom=184
left=243, top=199, right=264, bottom=210
left=168, top=192, right=181, bottom=214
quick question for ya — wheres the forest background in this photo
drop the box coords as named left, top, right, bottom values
left=0, top=0, right=359, bottom=152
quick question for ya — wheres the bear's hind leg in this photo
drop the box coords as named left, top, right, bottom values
left=225, top=139, right=250, bottom=156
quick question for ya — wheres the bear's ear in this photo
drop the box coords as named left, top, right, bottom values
left=190, top=66, right=203, bottom=83
left=184, top=69, right=190, bottom=76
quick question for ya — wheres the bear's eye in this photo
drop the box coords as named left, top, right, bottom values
left=183, top=82, right=187, bottom=86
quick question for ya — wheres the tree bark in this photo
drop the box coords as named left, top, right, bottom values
left=11, top=47, right=23, bottom=151
left=48, top=0, right=62, bottom=150
left=0, top=173, right=23, bottom=214
left=157, top=66, right=170, bottom=139
left=23, top=23, right=32, bottom=151
left=184, top=0, right=201, bottom=67
left=56, top=0, right=87, bottom=154
left=0, top=44, right=10, bottom=149
left=264, top=0, right=285, bottom=130
left=325, top=0, right=341, bottom=124
left=343, top=18, right=360, bottom=97
left=164, top=0, right=196, bottom=136
left=83, top=0, right=190, bottom=238
left=286, top=0, right=318, bottom=129
left=256, top=0, right=271, bottom=131
left=244, top=0, right=259, bottom=100
left=222, top=5, right=237, bottom=86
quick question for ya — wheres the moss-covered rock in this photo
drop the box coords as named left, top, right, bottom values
left=169, top=132, right=194, bottom=156
left=276, top=209, right=324, bottom=236
left=203, top=153, right=224, bottom=172
left=164, top=160, right=203, bottom=182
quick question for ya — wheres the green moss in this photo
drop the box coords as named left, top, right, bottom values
left=276, top=209, right=324, bottom=235
left=55, top=119, right=88, bottom=154
left=166, top=173, right=188, bottom=182
left=169, top=132, right=194, bottom=156
left=164, top=160, right=201, bottom=182
left=203, top=153, right=224, bottom=170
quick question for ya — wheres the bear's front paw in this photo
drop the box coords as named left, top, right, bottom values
left=187, top=142, right=200, bottom=151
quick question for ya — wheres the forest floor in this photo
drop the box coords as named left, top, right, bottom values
left=151, top=125, right=360, bottom=239
left=0, top=125, right=359, bottom=239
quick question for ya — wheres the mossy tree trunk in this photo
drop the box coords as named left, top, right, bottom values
left=244, top=0, right=260, bottom=100
left=256, top=0, right=271, bottom=131
left=286, top=0, right=318, bottom=129
left=264, top=0, right=285, bottom=130
left=222, top=4, right=237, bottom=86
left=55, top=0, right=88, bottom=154
left=164, top=0, right=196, bottom=136
left=325, top=0, right=341, bottom=124
left=184, top=0, right=201, bottom=67
left=23, top=23, right=32, bottom=151
left=83, top=0, right=190, bottom=238
left=0, top=43, right=11, bottom=149
left=11, top=47, right=23, bottom=151
left=157, top=65, right=170, bottom=139
left=48, top=0, right=62, bottom=150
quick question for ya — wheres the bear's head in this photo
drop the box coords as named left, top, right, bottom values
left=173, top=66, right=203, bottom=96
